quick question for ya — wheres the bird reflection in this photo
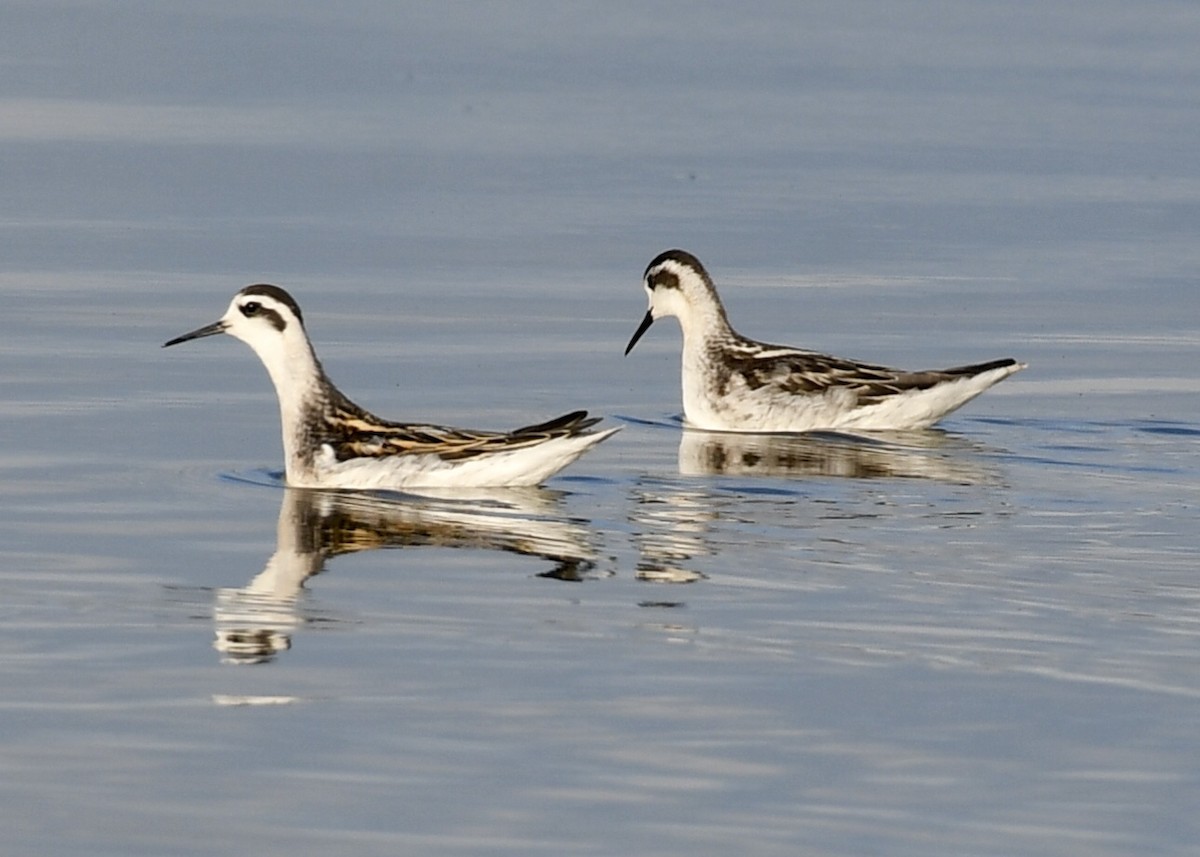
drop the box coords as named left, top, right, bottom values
left=627, top=429, right=1001, bottom=592
left=213, top=487, right=600, bottom=664
left=628, top=484, right=713, bottom=594
left=678, top=428, right=996, bottom=483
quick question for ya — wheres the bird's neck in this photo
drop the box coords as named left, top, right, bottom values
left=678, top=293, right=736, bottom=352
left=253, top=335, right=335, bottom=471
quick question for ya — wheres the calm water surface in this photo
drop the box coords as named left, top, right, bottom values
left=1, top=3, right=1198, bottom=856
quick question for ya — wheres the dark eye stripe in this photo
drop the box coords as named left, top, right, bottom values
left=240, top=301, right=287, bottom=332
left=259, top=308, right=287, bottom=332
left=648, top=269, right=680, bottom=290
left=240, top=284, right=304, bottom=325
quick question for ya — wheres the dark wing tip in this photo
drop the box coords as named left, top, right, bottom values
left=511, top=410, right=602, bottom=436
left=941, top=357, right=1023, bottom=376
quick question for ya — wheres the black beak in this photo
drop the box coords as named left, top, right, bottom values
left=624, top=310, right=655, bottom=356
left=163, top=321, right=226, bottom=348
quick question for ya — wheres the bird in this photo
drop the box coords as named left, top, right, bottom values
left=624, top=250, right=1025, bottom=433
left=163, top=285, right=618, bottom=489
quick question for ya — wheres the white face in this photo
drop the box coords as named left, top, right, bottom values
left=219, top=293, right=295, bottom=351
left=625, top=250, right=722, bottom=355
left=626, top=267, right=692, bottom=355
left=643, top=278, right=691, bottom=321
left=163, top=286, right=304, bottom=356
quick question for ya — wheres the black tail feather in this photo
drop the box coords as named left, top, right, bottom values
left=511, top=410, right=602, bottom=436
left=942, top=358, right=1021, bottom=376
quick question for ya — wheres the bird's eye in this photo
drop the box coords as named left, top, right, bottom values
left=240, top=301, right=261, bottom=317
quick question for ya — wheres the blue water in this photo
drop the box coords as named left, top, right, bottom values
left=2, top=3, right=1199, bottom=855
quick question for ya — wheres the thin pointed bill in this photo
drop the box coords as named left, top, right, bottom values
left=624, top=310, right=655, bottom=356
left=163, top=320, right=227, bottom=348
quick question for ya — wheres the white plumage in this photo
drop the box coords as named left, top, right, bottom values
left=165, top=285, right=618, bottom=488
left=625, top=250, right=1025, bottom=432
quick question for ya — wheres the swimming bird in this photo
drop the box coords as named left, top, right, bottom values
left=164, top=285, right=618, bottom=488
left=625, top=250, right=1025, bottom=432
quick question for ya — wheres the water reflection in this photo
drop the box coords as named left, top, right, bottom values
left=214, top=487, right=599, bottom=664
left=678, top=428, right=996, bottom=483
left=628, top=484, right=714, bottom=598
left=628, top=429, right=1004, bottom=594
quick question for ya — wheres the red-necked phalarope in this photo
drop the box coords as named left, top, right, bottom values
left=164, top=285, right=619, bottom=488
left=625, top=250, right=1026, bottom=432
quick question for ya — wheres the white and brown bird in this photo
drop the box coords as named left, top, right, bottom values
left=625, top=250, right=1025, bottom=432
left=165, top=285, right=618, bottom=488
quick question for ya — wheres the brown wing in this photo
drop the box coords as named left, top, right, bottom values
left=320, top=404, right=603, bottom=463
left=722, top=343, right=1020, bottom=406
